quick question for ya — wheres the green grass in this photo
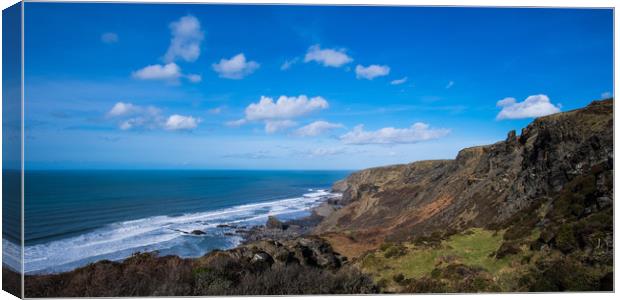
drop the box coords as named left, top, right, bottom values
left=358, top=228, right=527, bottom=289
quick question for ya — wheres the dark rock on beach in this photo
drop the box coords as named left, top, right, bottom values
left=239, top=198, right=342, bottom=243
left=216, top=224, right=234, bottom=228
left=266, top=215, right=288, bottom=230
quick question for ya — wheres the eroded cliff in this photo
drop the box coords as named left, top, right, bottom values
left=316, top=99, right=613, bottom=255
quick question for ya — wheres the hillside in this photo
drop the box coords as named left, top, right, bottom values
left=316, top=99, right=613, bottom=255
left=314, top=99, right=613, bottom=292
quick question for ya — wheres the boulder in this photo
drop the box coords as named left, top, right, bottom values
left=266, top=216, right=288, bottom=230
left=251, top=252, right=274, bottom=265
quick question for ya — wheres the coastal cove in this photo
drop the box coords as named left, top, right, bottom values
left=18, top=170, right=350, bottom=274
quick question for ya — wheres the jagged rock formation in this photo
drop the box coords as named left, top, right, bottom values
left=316, top=99, right=613, bottom=249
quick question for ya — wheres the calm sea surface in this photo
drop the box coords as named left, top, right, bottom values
left=18, top=170, right=350, bottom=274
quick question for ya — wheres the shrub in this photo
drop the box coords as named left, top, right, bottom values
left=379, top=243, right=393, bottom=252
left=554, top=224, right=578, bottom=253
left=494, top=241, right=521, bottom=259
left=384, top=245, right=407, bottom=259
left=392, top=273, right=405, bottom=284
left=193, top=268, right=236, bottom=295
left=413, top=231, right=445, bottom=247
left=230, top=264, right=377, bottom=295
left=404, top=264, right=498, bottom=293
left=520, top=256, right=601, bottom=292
left=403, top=277, right=449, bottom=293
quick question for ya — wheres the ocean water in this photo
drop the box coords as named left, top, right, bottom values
left=18, top=170, right=349, bottom=274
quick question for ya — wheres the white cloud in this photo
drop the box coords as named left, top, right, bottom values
left=294, top=121, right=344, bottom=137
left=132, top=64, right=200, bottom=83
left=225, top=119, right=247, bottom=127
left=281, top=58, right=299, bottom=70
left=109, top=103, right=163, bottom=130
left=355, top=64, right=390, bottom=80
left=265, top=120, right=297, bottom=133
left=223, top=150, right=274, bottom=160
left=496, top=94, right=561, bottom=120
left=118, top=115, right=162, bottom=131
left=446, top=81, right=454, bottom=89
left=340, top=123, right=450, bottom=145
left=134, top=15, right=203, bottom=84
left=304, top=45, right=353, bottom=68
left=496, top=97, right=516, bottom=107
left=307, top=147, right=347, bottom=157
left=245, top=95, right=328, bottom=121
left=132, top=63, right=182, bottom=81
left=185, top=74, right=202, bottom=83
left=601, top=91, right=612, bottom=98
left=164, top=114, right=201, bottom=131
left=119, top=120, right=135, bottom=130
left=101, top=32, right=118, bottom=44
left=212, top=53, right=260, bottom=79
left=106, top=102, right=198, bottom=131
left=107, top=102, right=139, bottom=117
left=390, top=77, right=408, bottom=85
left=228, top=95, right=330, bottom=134
left=296, top=147, right=368, bottom=157
left=164, top=15, right=204, bottom=63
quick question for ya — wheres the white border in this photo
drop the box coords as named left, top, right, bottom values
left=0, top=1, right=617, bottom=300
left=15, top=0, right=620, bottom=8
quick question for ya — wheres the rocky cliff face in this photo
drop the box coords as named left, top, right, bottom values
left=316, top=99, right=613, bottom=248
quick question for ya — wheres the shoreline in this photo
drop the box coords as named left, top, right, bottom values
left=237, top=193, right=343, bottom=243
left=2, top=188, right=350, bottom=296
left=15, top=188, right=343, bottom=276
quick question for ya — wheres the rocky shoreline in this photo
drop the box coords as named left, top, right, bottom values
left=8, top=191, right=376, bottom=297
left=216, top=193, right=344, bottom=244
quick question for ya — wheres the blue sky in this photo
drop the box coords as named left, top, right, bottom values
left=23, top=3, right=613, bottom=170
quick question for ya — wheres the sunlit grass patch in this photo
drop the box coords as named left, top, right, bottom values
left=358, top=228, right=528, bottom=290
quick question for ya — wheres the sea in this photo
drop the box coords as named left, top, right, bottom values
left=7, top=170, right=350, bottom=274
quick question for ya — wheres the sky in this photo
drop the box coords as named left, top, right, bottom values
left=22, top=3, right=613, bottom=170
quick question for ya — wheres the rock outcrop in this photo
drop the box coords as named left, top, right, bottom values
left=23, top=236, right=373, bottom=297
left=316, top=99, right=613, bottom=249
left=211, top=236, right=346, bottom=270
left=265, top=216, right=287, bottom=230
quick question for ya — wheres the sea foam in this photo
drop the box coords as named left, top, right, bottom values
left=23, top=189, right=337, bottom=274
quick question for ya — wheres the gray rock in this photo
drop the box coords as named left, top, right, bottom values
left=251, top=252, right=273, bottom=264
left=266, top=216, right=288, bottom=230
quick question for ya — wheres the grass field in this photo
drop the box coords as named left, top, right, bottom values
left=358, top=228, right=532, bottom=291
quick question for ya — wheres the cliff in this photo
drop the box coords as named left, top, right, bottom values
left=316, top=99, right=613, bottom=255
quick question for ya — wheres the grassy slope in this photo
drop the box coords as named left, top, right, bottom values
left=358, top=228, right=541, bottom=292
left=355, top=165, right=613, bottom=293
